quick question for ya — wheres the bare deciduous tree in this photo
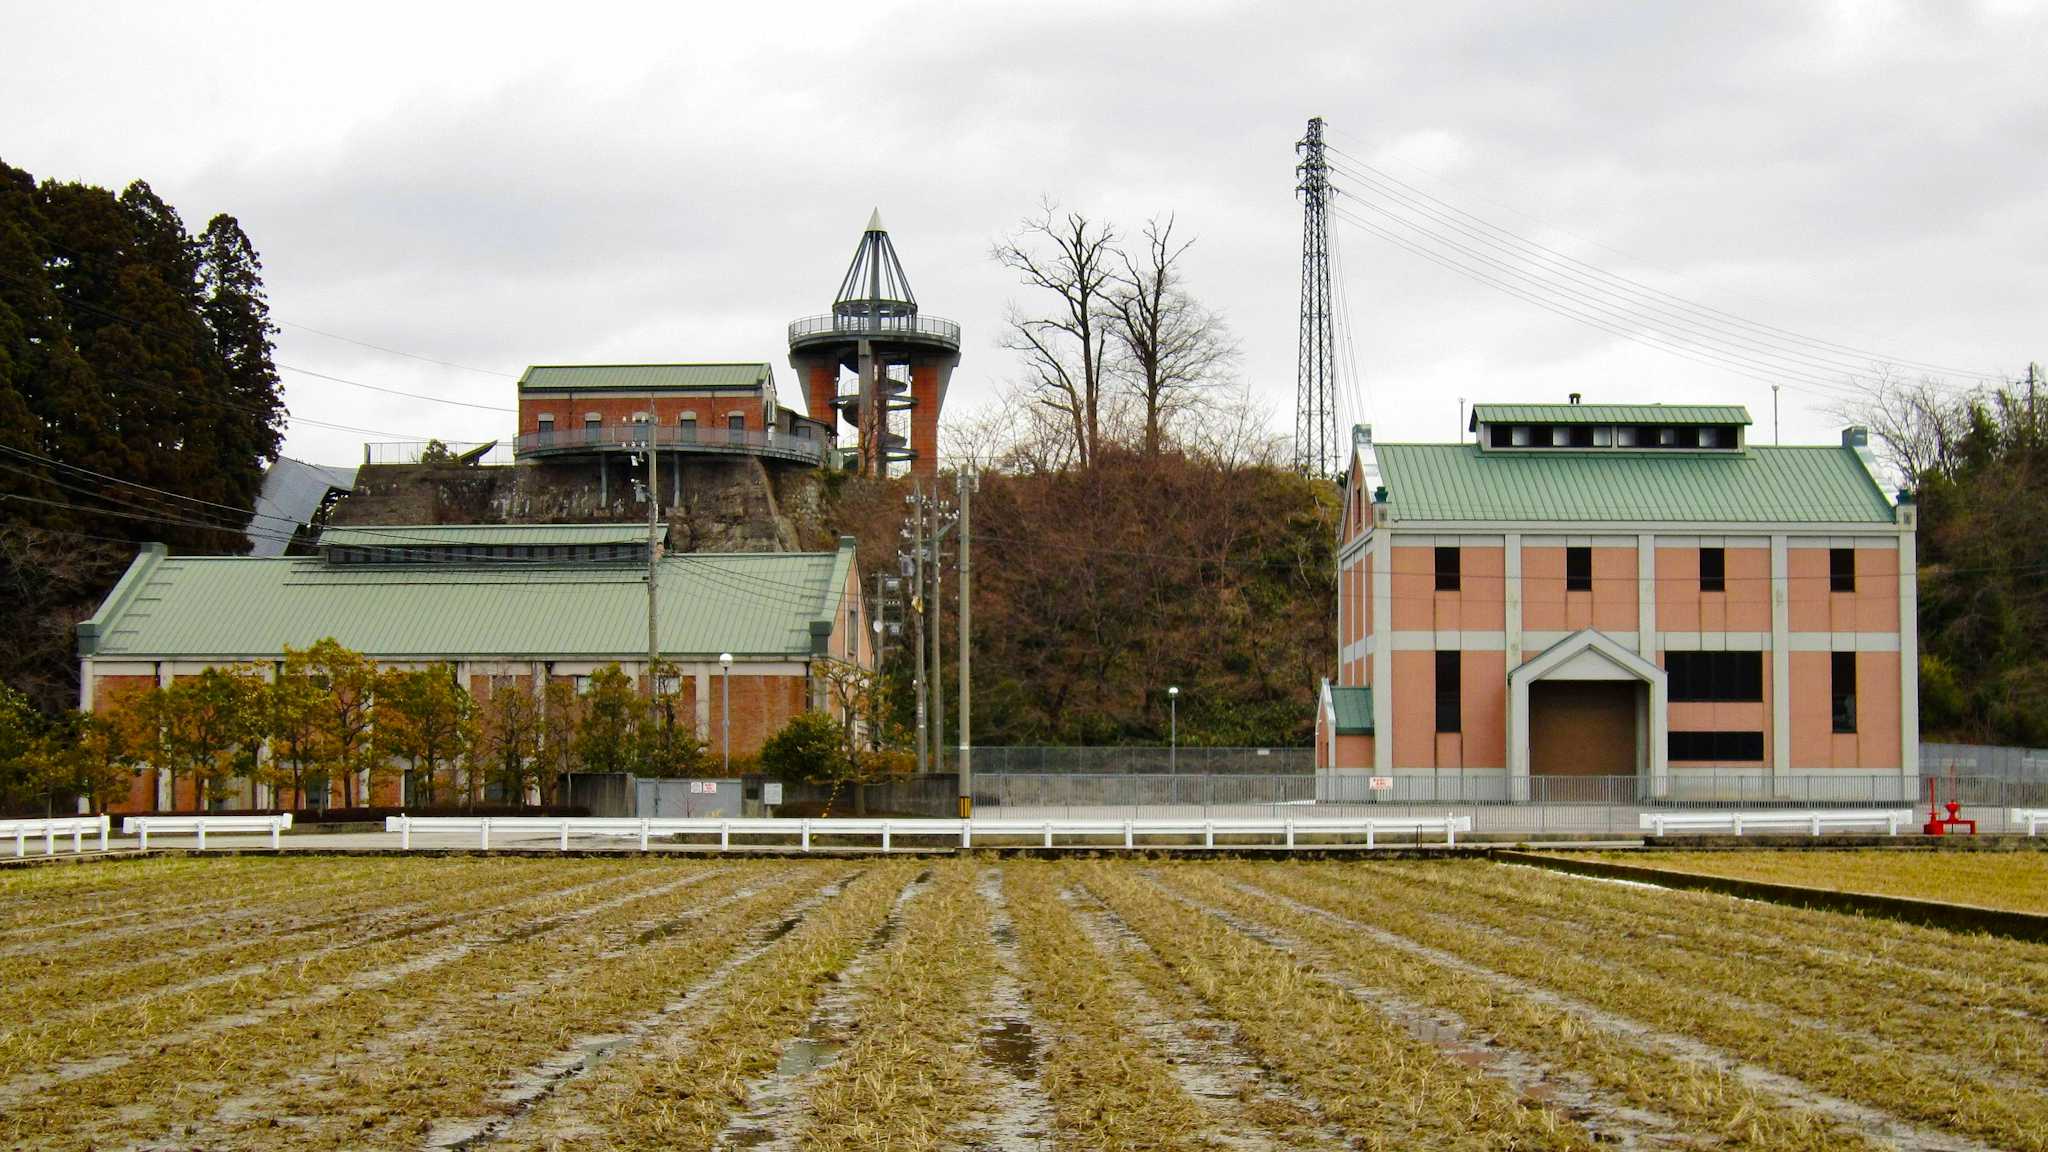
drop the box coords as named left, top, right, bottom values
left=1827, top=366, right=1978, bottom=485
left=1104, top=215, right=1241, bottom=456
left=992, top=203, right=1118, bottom=468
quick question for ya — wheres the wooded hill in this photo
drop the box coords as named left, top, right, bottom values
left=829, top=450, right=1337, bottom=749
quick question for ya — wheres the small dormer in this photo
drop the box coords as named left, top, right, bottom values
left=1469, top=398, right=1751, bottom=453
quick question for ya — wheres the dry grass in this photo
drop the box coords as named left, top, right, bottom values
left=1001, top=860, right=1222, bottom=1151
left=2, top=855, right=2041, bottom=1151
left=797, top=859, right=994, bottom=1150
left=1591, top=847, right=2048, bottom=913
left=1082, top=861, right=1598, bottom=1151
left=1272, top=860, right=2048, bottom=1152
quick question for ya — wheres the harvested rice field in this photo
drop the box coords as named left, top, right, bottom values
left=3, top=854, right=2046, bottom=1151
left=1586, top=847, right=2048, bottom=913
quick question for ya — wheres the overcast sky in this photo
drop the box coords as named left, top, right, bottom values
left=4, top=0, right=2042, bottom=467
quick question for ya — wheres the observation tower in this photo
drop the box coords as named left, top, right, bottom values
left=788, top=211, right=960, bottom=478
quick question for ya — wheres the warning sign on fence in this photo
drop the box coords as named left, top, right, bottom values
left=1369, top=776, right=1394, bottom=792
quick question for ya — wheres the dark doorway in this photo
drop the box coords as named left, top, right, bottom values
left=1530, top=681, right=1636, bottom=777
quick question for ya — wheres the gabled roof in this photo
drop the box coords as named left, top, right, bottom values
left=1470, top=403, right=1750, bottom=428
left=1374, top=443, right=1894, bottom=523
left=1331, top=686, right=1374, bottom=734
left=517, top=364, right=774, bottom=392
left=318, top=524, right=652, bottom=549
left=79, top=541, right=857, bottom=661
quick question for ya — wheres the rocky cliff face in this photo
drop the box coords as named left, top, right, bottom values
left=329, top=456, right=835, bottom=553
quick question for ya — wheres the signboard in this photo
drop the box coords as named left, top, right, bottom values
left=1368, top=776, right=1394, bottom=792
left=763, top=782, right=783, bottom=806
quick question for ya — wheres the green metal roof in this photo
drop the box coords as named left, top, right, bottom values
left=517, top=364, right=774, bottom=392
left=1375, top=443, right=1894, bottom=523
left=1470, top=403, right=1751, bottom=427
left=79, top=543, right=856, bottom=661
left=1331, top=686, right=1374, bottom=734
left=318, top=524, right=654, bottom=548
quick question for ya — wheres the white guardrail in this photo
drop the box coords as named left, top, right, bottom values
left=3, top=815, right=110, bottom=857
left=384, top=814, right=1474, bottom=851
left=1640, top=809, right=1915, bottom=837
left=122, top=813, right=293, bottom=851
left=2014, top=809, right=2048, bottom=837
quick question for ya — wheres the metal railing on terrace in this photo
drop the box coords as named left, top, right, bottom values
left=513, top=424, right=827, bottom=465
left=362, top=440, right=515, bottom=466
left=787, top=313, right=961, bottom=348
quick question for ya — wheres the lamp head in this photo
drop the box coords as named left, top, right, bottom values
left=1168, top=685, right=1179, bottom=698
left=719, top=652, right=733, bottom=667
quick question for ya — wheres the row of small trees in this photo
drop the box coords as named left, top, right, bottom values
left=0, top=639, right=719, bottom=815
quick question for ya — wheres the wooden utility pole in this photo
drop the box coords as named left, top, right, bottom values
left=646, top=429, right=659, bottom=693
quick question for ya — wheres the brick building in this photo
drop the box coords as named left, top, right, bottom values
left=1314, top=402, right=1919, bottom=800
left=77, top=525, right=870, bottom=812
left=514, top=362, right=833, bottom=466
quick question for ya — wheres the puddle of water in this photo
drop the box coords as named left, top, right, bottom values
left=978, top=1016, right=1038, bottom=1077
left=774, top=1035, right=845, bottom=1079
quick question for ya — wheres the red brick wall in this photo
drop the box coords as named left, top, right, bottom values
left=520, top=395, right=763, bottom=435
left=909, top=362, right=942, bottom=478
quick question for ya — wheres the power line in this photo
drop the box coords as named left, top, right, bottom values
left=1320, top=135, right=2006, bottom=385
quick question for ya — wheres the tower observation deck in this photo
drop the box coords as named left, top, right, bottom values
left=788, top=211, right=960, bottom=478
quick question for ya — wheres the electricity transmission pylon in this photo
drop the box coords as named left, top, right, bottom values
left=1295, top=116, right=1337, bottom=478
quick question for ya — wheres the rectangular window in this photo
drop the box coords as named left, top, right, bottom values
left=1509, top=425, right=1532, bottom=447
left=1435, top=650, right=1461, bottom=733
left=1668, top=730, right=1765, bottom=761
left=1490, top=424, right=1513, bottom=448
left=1434, top=546, right=1461, bottom=592
left=1830, top=547, right=1855, bottom=593
left=1666, top=651, right=1763, bottom=702
left=680, top=414, right=697, bottom=439
left=728, top=414, right=746, bottom=433
left=1832, top=651, right=1857, bottom=733
left=584, top=415, right=601, bottom=432
left=1566, top=546, right=1592, bottom=592
left=536, top=414, right=554, bottom=433
left=1592, top=425, right=1614, bottom=447
left=1616, top=425, right=1640, bottom=447
left=573, top=675, right=592, bottom=695
left=1699, top=547, right=1725, bottom=592
left=654, top=675, right=680, bottom=696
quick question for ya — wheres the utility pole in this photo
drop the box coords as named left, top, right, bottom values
left=872, top=571, right=889, bottom=751
left=930, top=499, right=945, bottom=776
left=645, top=431, right=659, bottom=696
left=957, top=469, right=971, bottom=818
left=1772, top=384, right=1781, bottom=445
left=911, top=479, right=927, bottom=774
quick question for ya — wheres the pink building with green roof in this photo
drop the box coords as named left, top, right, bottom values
left=1314, top=401, right=1918, bottom=801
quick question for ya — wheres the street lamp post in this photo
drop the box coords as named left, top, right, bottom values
left=1168, top=686, right=1179, bottom=776
left=719, top=652, right=732, bottom=773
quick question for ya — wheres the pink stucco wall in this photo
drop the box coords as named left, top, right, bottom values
left=1786, top=547, right=1900, bottom=633
left=1522, top=545, right=1638, bottom=632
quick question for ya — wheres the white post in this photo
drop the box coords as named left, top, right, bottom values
left=559, top=821, right=570, bottom=852
left=138, top=822, right=149, bottom=852
left=196, top=822, right=206, bottom=852
left=640, top=819, right=650, bottom=852
left=882, top=822, right=891, bottom=853
left=271, top=819, right=281, bottom=851
left=1285, top=820, right=1296, bottom=848
left=44, top=825, right=55, bottom=856
left=1810, top=813, right=1821, bottom=836
left=1123, top=820, right=1133, bottom=849
left=1042, top=822, right=1052, bottom=849
left=400, top=815, right=411, bottom=851
left=14, top=828, right=22, bottom=857
left=480, top=818, right=491, bottom=851
left=961, top=821, right=971, bottom=849
left=1732, top=813, right=1744, bottom=837
left=73, top=824, right=83, bottom=853
left=720, top=821, right=730, bottom=851
left=1447, top=812, right=1457, bottom=847
left=801, top=820, right=811, bottom=852
left=1204, top=821, right=1214, bottom=848
left=99, top=816, right=108, bottom=853
left=1366, top=821, right=1375, bottom=850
